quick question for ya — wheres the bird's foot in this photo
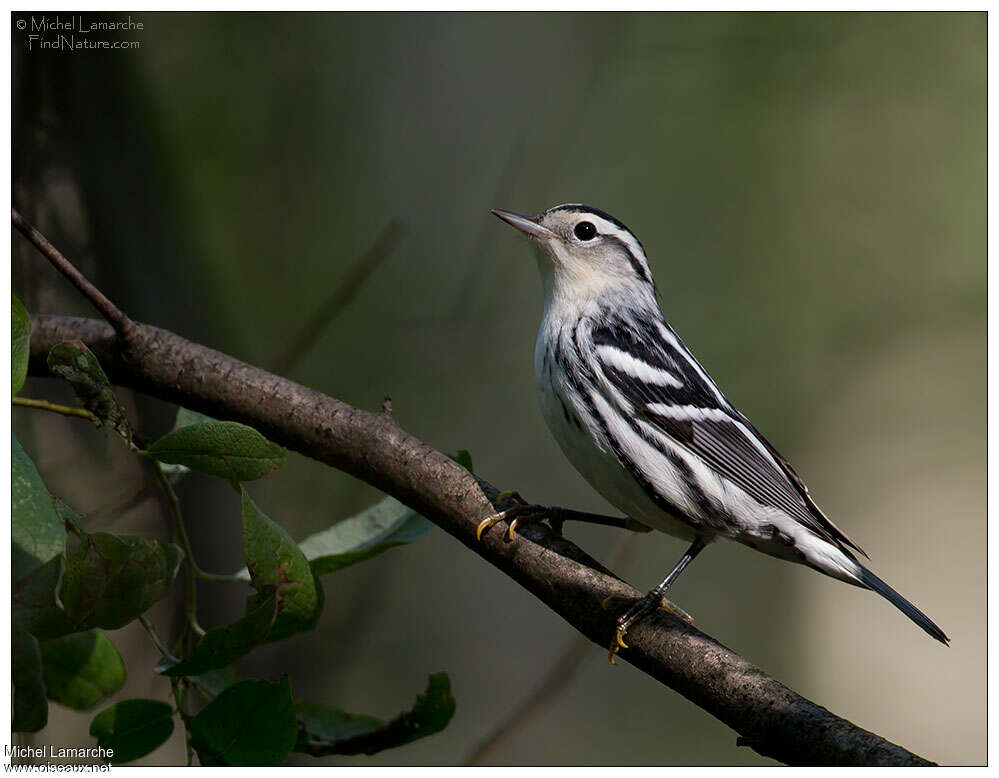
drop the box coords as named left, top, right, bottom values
left=601, top=592, right=693, bottom=665
left=476, top=491, right=555, bottom=541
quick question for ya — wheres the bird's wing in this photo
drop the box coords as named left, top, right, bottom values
left=732, top=412, right=866, bottom=557
left=588, top=317, right=865, bottom=556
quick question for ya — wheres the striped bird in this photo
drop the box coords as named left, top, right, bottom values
left=485, top=203, right=947, bottom=660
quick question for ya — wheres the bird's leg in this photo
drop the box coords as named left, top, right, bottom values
left=600, top=595, right=693, bottom=624
left=552, top=508, right=653, bottom=535
left=476, top=492, right=651, bottom=541
left=604, top=537, right=707, bottom=665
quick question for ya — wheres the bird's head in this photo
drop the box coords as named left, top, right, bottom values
left=492, top=204, right=656, bottom=305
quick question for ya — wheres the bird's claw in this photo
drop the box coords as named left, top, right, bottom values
left=603, top=593, right=693, bottom=665
left=606, top=624, right=630, bottom=664
left=476, top=491, right=551, bottom=541
left=476, top=514, right=503, bottom=541
left=495, top=490, right=529, bottom=506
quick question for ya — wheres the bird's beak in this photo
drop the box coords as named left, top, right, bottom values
left=491, top=209, right=557, bottom=241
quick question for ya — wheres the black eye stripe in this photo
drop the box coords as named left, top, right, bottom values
left=574, top=221, right=597, bottom=241
left=605, top=235, right=654, bottom=288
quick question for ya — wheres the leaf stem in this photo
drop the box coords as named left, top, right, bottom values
left=151, top=461, right=204, bottom=636
left=138, top=614, right=170, bottom=657
left=12, top=396, right=97, bottom=422
left=143, top=455, right=243, bottom=584
left=170, top=678, right=194, bottom=766
left=189, top=680, right=214, bottom=704
left=58, top=508, right=87, bottom=541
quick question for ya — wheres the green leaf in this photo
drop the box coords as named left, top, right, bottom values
left=40, top=631, right=126, bottom=711
left=408, top=672, right=456, bottom=734
left=146, top=421, right=285, bottom=482
left=241, top=489, right=321, bottom=641
left=293, top=703, right=383, bottom=754
left=13, top=624, right=48, bottom=733
left=53, top=496, right=85, bottom=536
left=174, top=406, right=217, bottom=429
left=447, top=449, right=474, bottom=473
left=12, top=434, right=66, bottom=584
left=15, top=533, right=183, bottom=641
left=235, top=495, right=432, bottom=580
left=307, top=510, right=430, bottom=576
left=90, top=699, right=174, bottom=764
left=163, top=410, right=222, bottom=485
left=13, top=556, right=76, bottom=639
left=157, top=589, right=278, bottom=677
left=12, top=294, right=30, bottom=395
left=46, top=341, right=133, bottom=443
left=59, top=533, right=184, bottom=631
left=295, top=673, right=455, bottom=757
left=192, top=666, right=241, bottom=698
left=190, top=676, right=297, bottom=766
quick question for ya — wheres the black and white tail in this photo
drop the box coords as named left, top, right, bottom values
left=857, top=564, right=949, bottom=644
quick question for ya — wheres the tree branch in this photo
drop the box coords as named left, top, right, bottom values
left=12, top=208, right=133, bottom=338
left=26, top=314, right=933, bottom=766
left=271, top=219, right=404, bottom=375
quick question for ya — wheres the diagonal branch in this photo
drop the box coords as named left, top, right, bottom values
left=12, top=208, right=133, bottom=337
left=27, top=314, right=934, bottom=767
left=271, top=219, right=404, bottom=375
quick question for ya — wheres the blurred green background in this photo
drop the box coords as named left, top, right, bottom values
left=12, top=12, right=984, bottom=766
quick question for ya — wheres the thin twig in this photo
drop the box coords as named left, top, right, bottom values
left=170, top=678, right=194, bottom=766
left=272, top=219, right=404, bottom=375
left=11, top=208, right=132, bottom=337
left=138, top=614, right=170, bottom=657
left=145, top=460, right=240, bottom=583
left=463, top=533, right=643, bottom=765
left=150, top=460, right=203, bottom=637
left=13, top=395, right=98, bottom=422
left=60, top=509, right=87, bottom=541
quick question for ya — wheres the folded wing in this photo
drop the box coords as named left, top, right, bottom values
left=589, top=317, right=865, bottom=557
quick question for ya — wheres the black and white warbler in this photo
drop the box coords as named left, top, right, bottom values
left=485, top=203, right=948, bottom=661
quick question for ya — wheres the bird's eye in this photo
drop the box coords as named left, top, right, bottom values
left=574, top=221, right=597, bottom=241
